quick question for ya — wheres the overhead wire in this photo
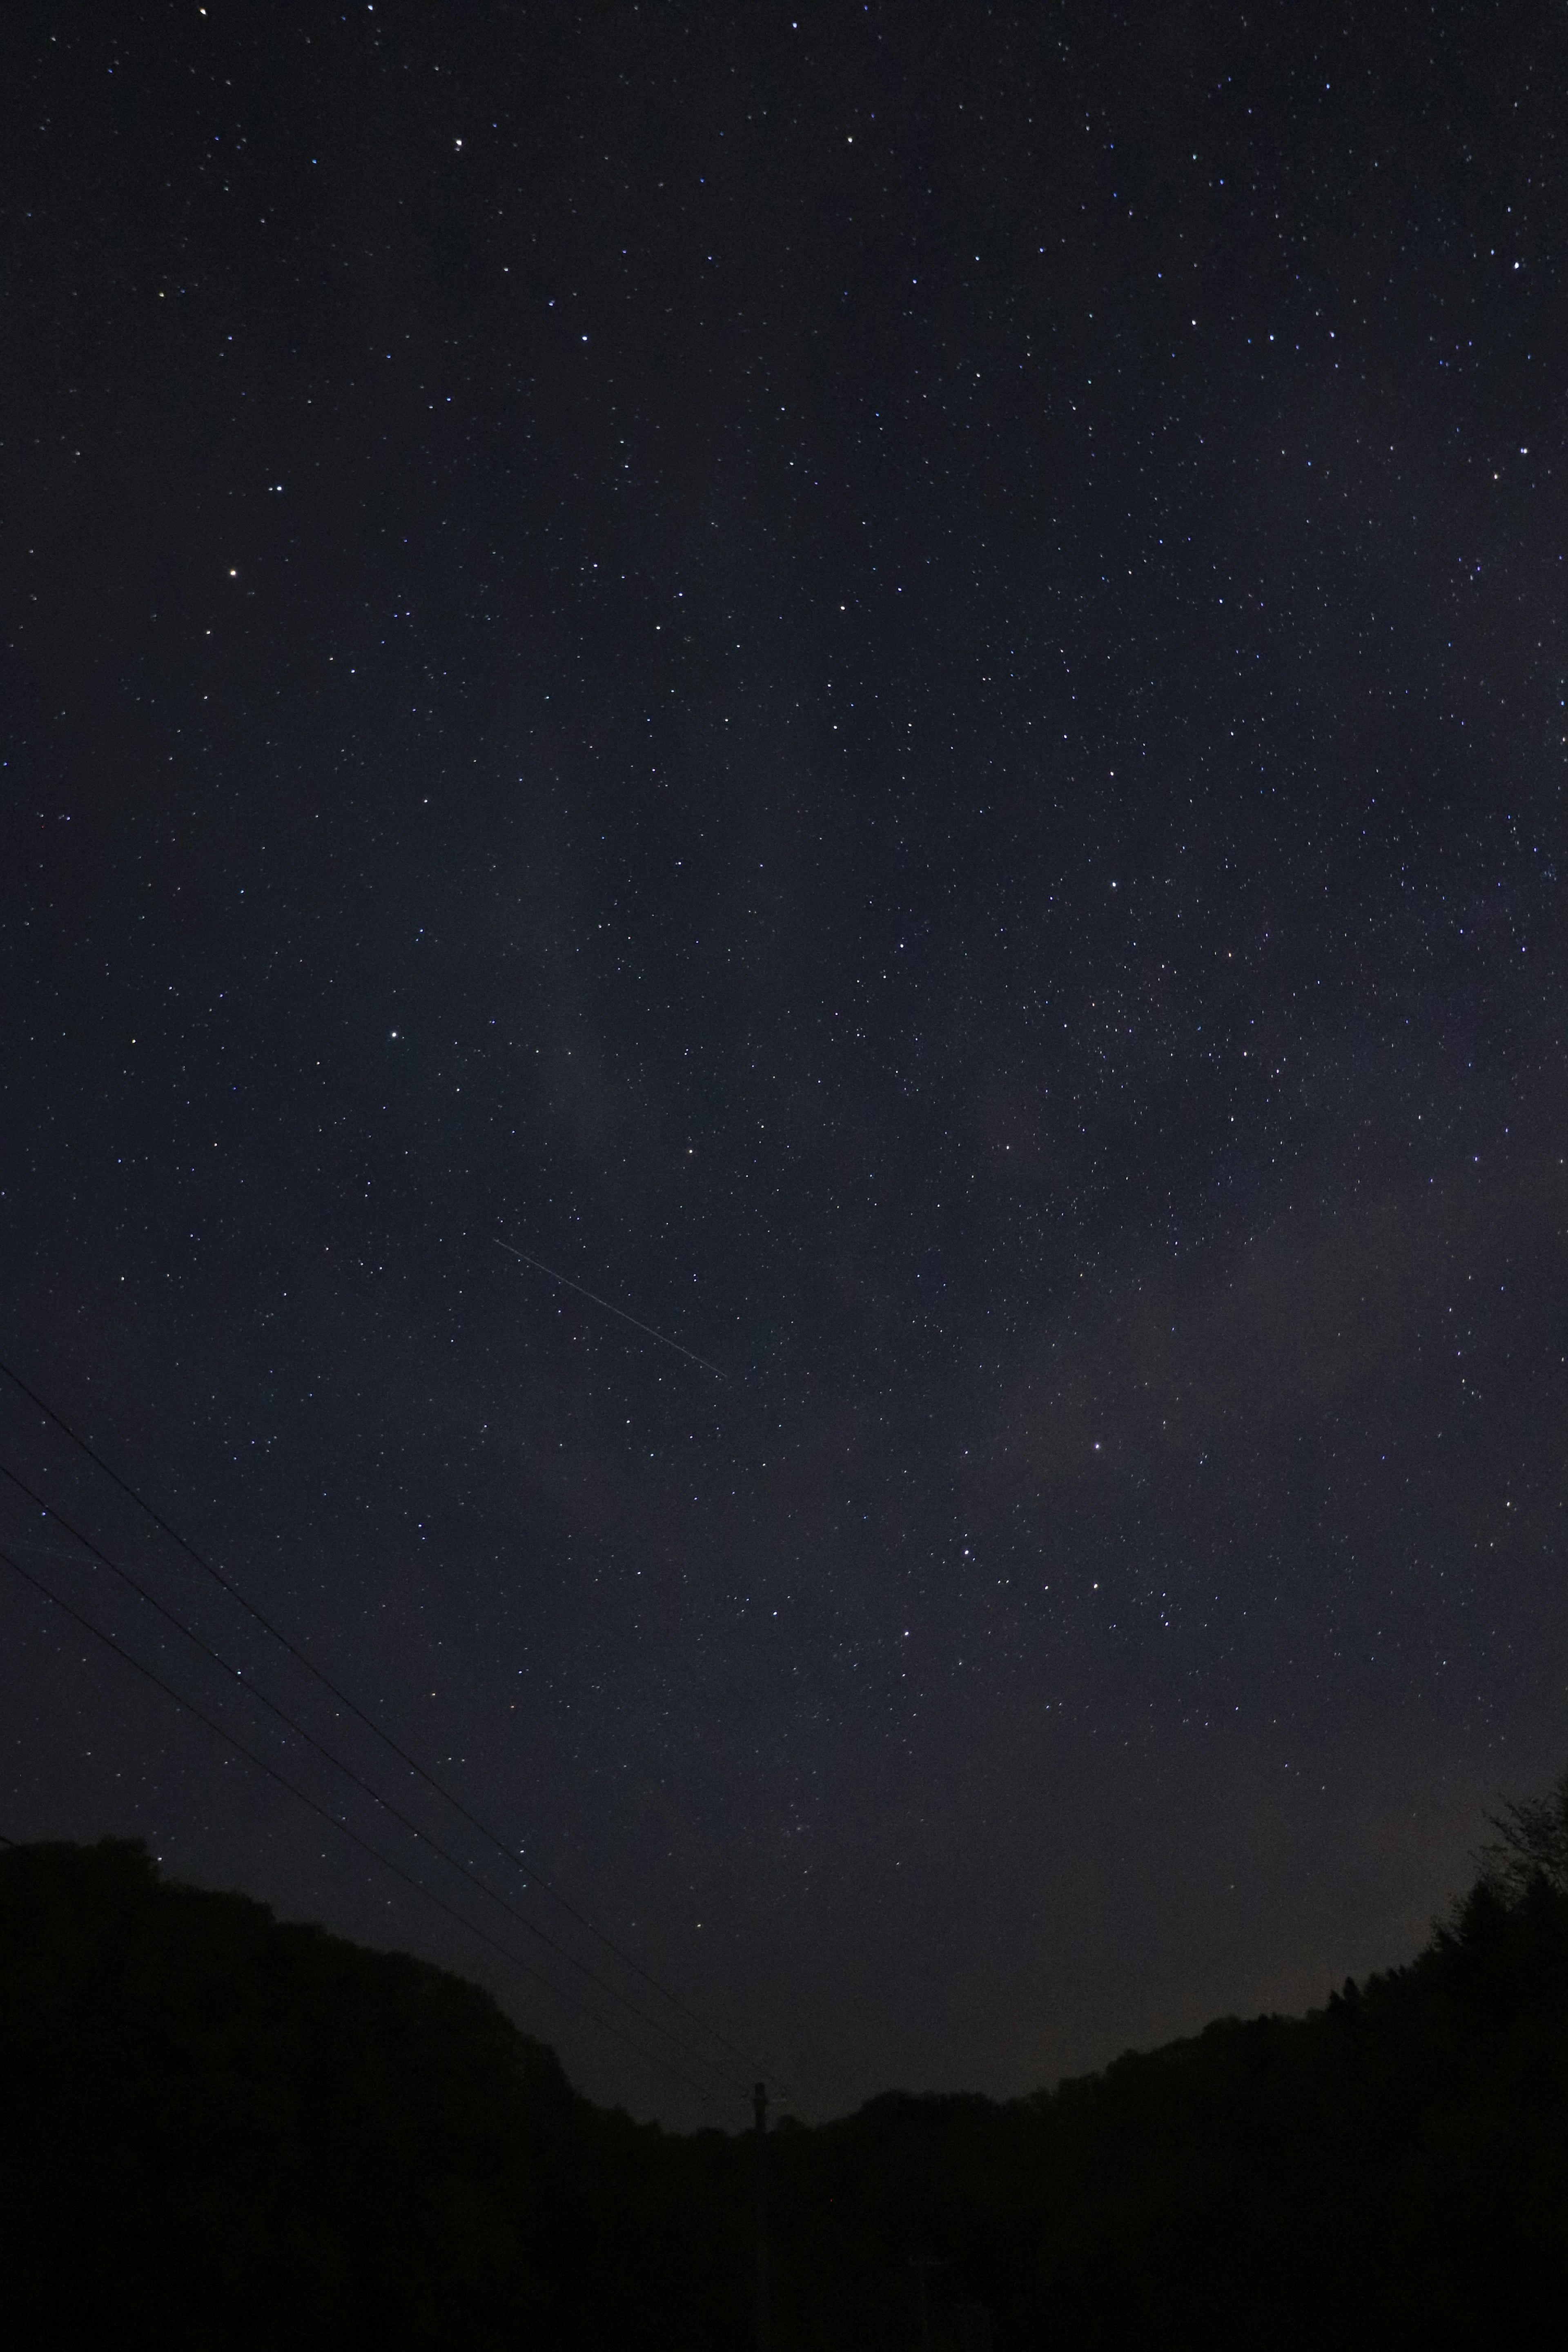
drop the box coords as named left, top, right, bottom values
left=0, top=1454, right=749, bottom=2103
left=0, top=1354, right=793, bottom=2100
left=0, top=1539, right=727, bottom=2107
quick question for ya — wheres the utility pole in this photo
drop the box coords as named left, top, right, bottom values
left=909, top=2256, right=946, bottom=2352
left=754, top=2081, right=770, bottom=2352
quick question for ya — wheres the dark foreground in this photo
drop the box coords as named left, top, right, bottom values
left=4, top=1837, right=1566, bottom=2349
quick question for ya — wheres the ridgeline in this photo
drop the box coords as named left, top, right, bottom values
left=4, top=1827, right=1566, bottom=2349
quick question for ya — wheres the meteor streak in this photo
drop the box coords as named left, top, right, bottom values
left=494, top=1239, right=729, bottom=1380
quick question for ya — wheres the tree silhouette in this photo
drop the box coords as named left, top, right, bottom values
left=1479, top=1762, right=1568, bottom=1898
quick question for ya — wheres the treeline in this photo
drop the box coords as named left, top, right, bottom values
left=4, top=1827, right=1567, bottom=2349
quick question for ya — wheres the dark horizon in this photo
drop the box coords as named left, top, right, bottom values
left=2, top=0, right=1563, bottom=2129
left=14, top=1824, right=1568, bottom=2349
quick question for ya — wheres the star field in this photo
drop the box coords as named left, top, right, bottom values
left=1, top=2, right=1564, bottom=2121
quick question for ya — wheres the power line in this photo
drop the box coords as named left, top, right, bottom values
left=0, top=1540, right=726, bottom=2107
left=0, top=1454, right=749, bottom=2102
left=0, top=1353, right=791, bottom=2098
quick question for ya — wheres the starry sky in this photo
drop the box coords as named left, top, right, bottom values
left=2, top=0, right=1564, bottom=2125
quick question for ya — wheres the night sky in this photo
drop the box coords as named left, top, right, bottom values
left=3, top=2, right=1564, bottom=2126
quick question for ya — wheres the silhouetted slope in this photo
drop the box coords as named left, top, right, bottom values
left=767, top=1876, right=1568, bottom=2348
left=5, top=1838, right=1568, bottom=2349
left=0, top=1838, right=639, bottom=2350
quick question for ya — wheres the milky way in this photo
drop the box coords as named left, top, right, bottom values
left=2, top=3, right=1563, bottom=2122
